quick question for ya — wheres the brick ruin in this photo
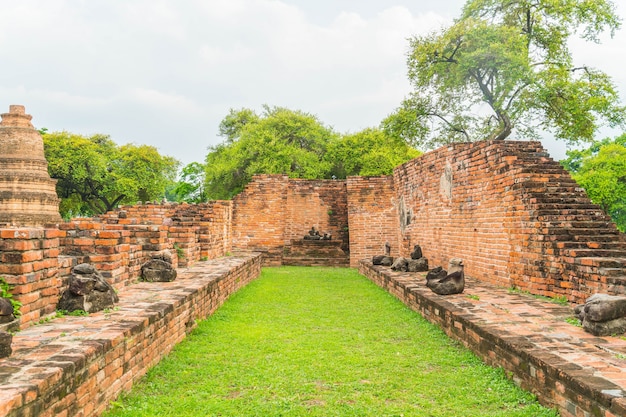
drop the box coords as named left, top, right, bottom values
left=0, top=105, right=625, bottom=416
left=0, top=105, right=61, bottom=227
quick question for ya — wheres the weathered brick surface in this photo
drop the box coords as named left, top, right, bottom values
left=359, top=261, right=626, bottom=417
left=0, top=253, right=262, bottom=417
left=0, top=228, right=61, bottom=328
left=347, top=176, right=398, bottom=267
left=393, top=141, right=626, bottom=303
left=232, top=175, right=349, bottom=265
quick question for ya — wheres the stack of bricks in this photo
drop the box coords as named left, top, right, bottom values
left=283, top=179, right=349, bottom=253
left=0, top=228, right=62, bottom=328
left=505, top=147, right=626, bottom=301
left=59, top=221, right=133, bottom=291
left=346, top=176, right=398, bottom=267
left=188, top=202, right=232, bottom=260
left=391, top=140, right=626, bottom=304
left=232, top=175, right=289, bottom=265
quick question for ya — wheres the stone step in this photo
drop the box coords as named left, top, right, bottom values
left=551, top=241, right=626, bottom=250
left=576, top=257, right=626, bottom=269
left=565, top=248, right=626, bottom=258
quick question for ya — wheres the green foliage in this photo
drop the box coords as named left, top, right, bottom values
left=43, top=131, right=179, bottom=216
left=104, top=267, right=557, bottom=417
left=56, top=309, right=89, bottom=317
left=385, top=0, right=625, bottom=149
left=564, top=317, right=582, bottom=327
left=326, top=128, right=420, bottom=178
left=205, top=107, right=421, bottom=199
left=168, top=162, right=207, bottom=203
left=205, top=106, right=338, bottom=200
left=0, top=277, right=21, bottom=317
left=560, top=135, right=626, bottom=231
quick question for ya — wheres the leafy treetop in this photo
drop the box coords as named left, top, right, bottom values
left=384, top=0, right=625, bottom=149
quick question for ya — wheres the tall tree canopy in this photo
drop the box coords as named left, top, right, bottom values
left=204, top=107, right=420, bottom=200
left=326, top=128, right=421, bottom=178
left=205, top=106, right=338, bottom=200
left=43, top=131, right=179, bottom=217
left=384, top=0, right=625, bottom=149
left=560, top=135, right=626, bottom=231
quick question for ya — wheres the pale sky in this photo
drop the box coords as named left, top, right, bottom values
left=2, top=0, right=625, bottom=166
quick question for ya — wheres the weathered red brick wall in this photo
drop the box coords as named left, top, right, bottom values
left=0, top=254, right=263, bottom=417
left=347, top=176, right=399, bottom=267
left=393, top=141, right=625, bottom=303
left=0, top=229, right=62, bottom=328
left=284, top=179, right=349, bottom=253
left=231, top=175, right=288, bottom=265
left=231, top=175, right=349, bottom=265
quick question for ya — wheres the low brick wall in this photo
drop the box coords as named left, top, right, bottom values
left=359, top=260, right=626, bottom=417
left=0, top=253, right=262, bottom=417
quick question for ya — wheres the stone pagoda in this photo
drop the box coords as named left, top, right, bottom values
left=0, top=105, right=62, bottom=227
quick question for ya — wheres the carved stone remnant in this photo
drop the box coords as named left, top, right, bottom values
left=0, top=298, right=14, bottom=324
left=303, top=226, right=331, bottom=241
left=57, top=263, right=119, bottom=313
left=410, top=245, right=423, bottom=260
left=372, top=255, right=393, bottom=266
left=0, top=331, right=12, bottom=358
left=426, top=258, right=465, bottom=295
left=373, top=242, right=393, bottom=266
left=141, top=250, right=177, bottom=282
left=574, top=294, right=626, bottom=336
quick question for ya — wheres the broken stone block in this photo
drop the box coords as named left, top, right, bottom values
left=0, top=331, right=12, bottom=358
left=426, top=258, right=465, bottom=295
left=391, top=257, right=409, bottom=272
left=58, top=263, right=118, bottom=313
left=575, top=294, right=626, bottom=336
left=407, top=257, right=428, bottom=272
left=141, top=259, right=177, bottom=282
left=372, top=255, right=393, bottom=266
left=410, top=245, right=423, bottom=260
left=0, top=298, right=14, bottom=324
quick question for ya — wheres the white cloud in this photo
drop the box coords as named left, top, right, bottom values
left=0, top=0, right=624, bottom=164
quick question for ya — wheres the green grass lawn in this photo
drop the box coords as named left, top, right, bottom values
left=104, top=267, right=558, bottom=417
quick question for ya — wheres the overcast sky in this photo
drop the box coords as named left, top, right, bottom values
left=2, top=0, right=625, bottom=166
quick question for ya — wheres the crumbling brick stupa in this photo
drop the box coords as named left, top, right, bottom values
left=0, top=105, right=61, bottom=226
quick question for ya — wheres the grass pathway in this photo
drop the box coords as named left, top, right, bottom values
left=104, top=267, right=558, bottom=417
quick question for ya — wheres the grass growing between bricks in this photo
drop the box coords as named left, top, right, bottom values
left=104, top=267, right=558, bottom=417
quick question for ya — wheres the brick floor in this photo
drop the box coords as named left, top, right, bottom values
left=1, top=259, right=625, bottom=416
left=360, top=261, right=626, bottom=417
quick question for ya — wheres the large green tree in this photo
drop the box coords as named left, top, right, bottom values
left=384, top=0, right=625, bottom=149
left=205, top=107, right=422, bottom=200
left=43, top=131, right=179, bottom=217
left=167, top=162, right=208, bottom=203
left=205, top=106, right=338, bottom=200
left=326, top=128, right=421, bottom=178
left=561, top=135, right=626, bottom=231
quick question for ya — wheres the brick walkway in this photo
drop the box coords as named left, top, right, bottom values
left=2, top=260, right=626, bottom=416
left=0, top=254, right=262, bottom=417
left=359, top=262, right=626, bottom=417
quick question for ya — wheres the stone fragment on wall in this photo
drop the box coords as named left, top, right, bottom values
left=57, top=263, right=118, bottom=313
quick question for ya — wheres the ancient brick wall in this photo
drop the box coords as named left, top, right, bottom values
left=393, top=141, right=625, bottom=303
left=284, top=179, right=349, bottom=252
left=0, top=254, right=263, bottom=417
left=0, top=229, right=62, bottom=328
left=231, top=175, right=289, bottom=265
left=231, top=175, right=350, bottom=265
left=347, top=176, right=399, bottom=267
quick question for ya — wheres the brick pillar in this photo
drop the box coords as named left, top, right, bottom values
left=0, top=228, right=63, bottom=328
